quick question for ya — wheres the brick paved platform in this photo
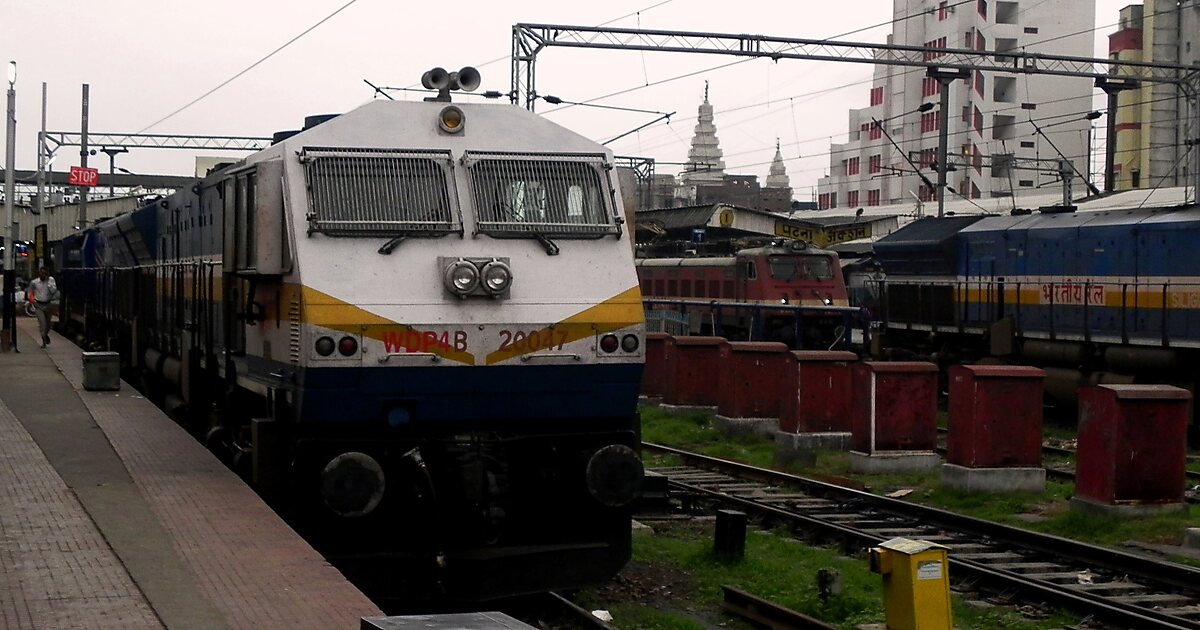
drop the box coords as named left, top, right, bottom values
left=0, top=319, right=382, bottom=629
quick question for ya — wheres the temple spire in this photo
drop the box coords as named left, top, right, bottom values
left=766, top=137, right=791, bottom=189
left=681, top=83, right=726, bottom=184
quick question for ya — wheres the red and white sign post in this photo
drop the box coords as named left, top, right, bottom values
left=68, top=166, right=99, bottom=187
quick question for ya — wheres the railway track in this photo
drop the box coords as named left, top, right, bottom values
left=644, top=442, right=1200, bottom=630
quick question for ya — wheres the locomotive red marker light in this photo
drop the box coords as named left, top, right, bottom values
left=600, top=334, right=619, bottom=353
left=315, top=336, right=335, bottom=356
left=338, top=336, right=358, bottom=356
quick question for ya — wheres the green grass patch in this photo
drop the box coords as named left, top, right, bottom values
left=577, top=520, right=1076, bottom=630
left=641, top=404, right=1200, bottom=561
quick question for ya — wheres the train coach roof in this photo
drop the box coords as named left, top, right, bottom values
left=874, top=216, right=984, bottom=249
left=957, top=204, right=1200, bottom=236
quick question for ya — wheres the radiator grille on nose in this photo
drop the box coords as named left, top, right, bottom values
left=301, top=148, right=461, bottom=236
left=288, top=297, right=302, bottom=365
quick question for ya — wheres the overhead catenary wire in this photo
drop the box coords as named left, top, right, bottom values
left=546, top=0, right=979, bottom=116
left=137, top=0, right=362, bottom=133
left=580, top=3, right=1185, bottom=187
left=710, top=91, right=1188, bottom=173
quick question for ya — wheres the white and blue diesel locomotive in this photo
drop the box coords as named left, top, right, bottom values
left=59, top=69, right=646, bottom=600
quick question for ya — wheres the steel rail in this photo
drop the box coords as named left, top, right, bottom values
left=645, top=443, right=1200, bottom=629
left=721, top=586, right=840, bottom=630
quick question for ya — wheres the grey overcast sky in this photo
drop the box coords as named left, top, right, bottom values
left=2, top=0, right=1130, bottom=199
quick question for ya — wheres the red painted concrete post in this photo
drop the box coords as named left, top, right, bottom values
left=1073, top=384, right=1191, bottom=515
left=848, top=362, right=940, bottom=473
left=943, top=365, right=1046, bottom=492
left=947, top=365, right=1045, bottom=467
left=640, top=332, right=672, bottom=400
left=660, top=336, right=725, bottom=409
left=715, top=341, right=791, bottom=435
left=784, top=351, right=858, bottom=434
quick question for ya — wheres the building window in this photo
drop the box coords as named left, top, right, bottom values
left=938, top=1, right=949, bottom=20
left=974, top=71, right=985, bottom=97
left=1020, top=140, right=1035, bottom=148
left=971, top=182, right=982, bottom=199
left=964, top=31, right=974, bottom=48
left=869, top=154, right=882, bottom=174
left=996, top=1, right=1019, bottom=24
left=867, top=122, right=882, bottom=141
left=919, top=148, right=937, bottom=169
left=976, top=33, right=987, bottom=53
left=978, top=0, right=988, bottom=19
left=918, top=184, right=936, bottom=202
left=1021, top=102, right=1037, bottom=110
left=869, top=86, right=884, bottom=106
left=922, top=37, right=948, bottom=61
left=847, top=190, right=860, bottom=206
left=922, top=76, right=941, bottom=98
left=1018, top=180, right=1034, bottom=187
left=847, top=157, right=861, bottom=175
left=920, top=111, right=940, bottom=134
left=973, top=107, right=984, bottom=133
left=867, top=190, right=881, bottom=206
left=1024, top=26, right=1039, bottom=34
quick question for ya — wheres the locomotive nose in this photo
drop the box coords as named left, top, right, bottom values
left=585, top=444, right=644, bottom=508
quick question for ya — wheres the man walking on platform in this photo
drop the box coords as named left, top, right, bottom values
left=27, top=267, right=57, bottom=347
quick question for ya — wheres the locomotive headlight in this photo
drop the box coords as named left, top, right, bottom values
left=823, top=296, right=834, bottom=306
left=438, top=105, right=465, bottom=133
left=444, top=260, right=479, bottom=296
left=315, top=336, right=335, bottom=356
left=620, top=334, right=640, bottom=353
left=480, top=260, right=513, bottom=295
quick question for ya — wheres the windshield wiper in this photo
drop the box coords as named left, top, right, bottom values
left=533, top=233, right=560, bottom=256
left=378, top=235, right=406, bottom=255
left=492, top=202, right=560, bottom=256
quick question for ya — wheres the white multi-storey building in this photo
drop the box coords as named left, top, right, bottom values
left=816, top=0, right=1096, bottom=210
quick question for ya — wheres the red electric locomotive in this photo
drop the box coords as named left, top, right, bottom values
left=636, top=239, right=850, bottom=346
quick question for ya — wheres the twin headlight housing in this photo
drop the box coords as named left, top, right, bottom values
left=441, top=256, right=513, bottom=299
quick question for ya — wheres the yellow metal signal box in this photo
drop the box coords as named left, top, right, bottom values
left=869, top=537, right=952, bottom=630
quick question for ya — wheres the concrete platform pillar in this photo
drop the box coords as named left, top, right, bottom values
left=660, top=336, right=725, bottom=412
left=942, top=365, right=1046, bottom=493
left=639, top=332, right=672, bottom=403
left=714, top=341, right=791, bottom=436
left=1072, top=384, right=1191, bottom=516
left=775, top=351, right=857, bottom=459
left=848, top=362, right=940, bottom=473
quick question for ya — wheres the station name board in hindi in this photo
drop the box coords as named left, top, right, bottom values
left=773, top=221, right=870, bottom=247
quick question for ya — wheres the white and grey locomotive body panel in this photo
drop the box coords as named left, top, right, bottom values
left=264, top=100, right=644, bottom=375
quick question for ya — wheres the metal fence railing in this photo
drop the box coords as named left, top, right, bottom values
left=643, top=298, right=868, bottom=351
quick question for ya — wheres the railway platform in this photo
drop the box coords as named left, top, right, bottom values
left=0, top=319, right=382, bottom=629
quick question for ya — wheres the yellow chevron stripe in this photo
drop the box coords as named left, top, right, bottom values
left=485, top=286, right=645, bottom=365
left=300, top=286, right=477, bottom=365
left=298, top=285, right=645, bottom=367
